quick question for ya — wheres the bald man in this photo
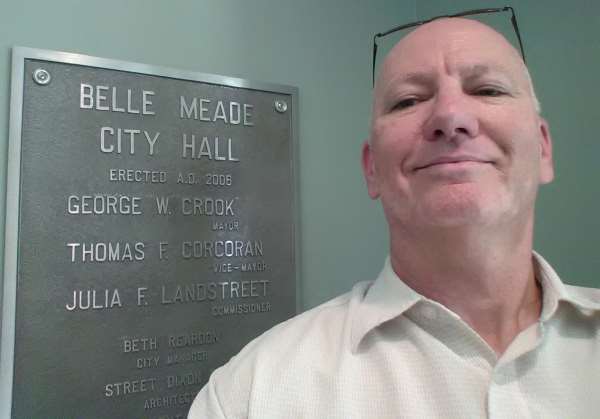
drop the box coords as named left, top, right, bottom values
left=189, top=18, right=600, bottom=419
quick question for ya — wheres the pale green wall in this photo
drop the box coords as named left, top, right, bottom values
left=415, top=1, right=600, bottom=288
left=0, top=0, right=414, bottom=311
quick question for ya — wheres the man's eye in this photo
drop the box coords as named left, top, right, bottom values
left=474, top=87, right=505, bottom=97
left=392, top=97, right=419, bottom=110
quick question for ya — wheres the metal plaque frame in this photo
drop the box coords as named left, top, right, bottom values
left=1, top=46, right=300, bottom=418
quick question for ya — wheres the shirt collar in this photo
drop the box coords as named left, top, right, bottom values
left=534, top=251, right=600, bottom=320
left=350, top=252, right=600, bottom=353
left=350, top=257, right=422, bottom=353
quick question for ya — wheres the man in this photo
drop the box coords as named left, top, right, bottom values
left=189, top=18, right=600, bottom=418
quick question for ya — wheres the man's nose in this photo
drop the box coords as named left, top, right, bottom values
left=423, top=93, right=479, bottom=143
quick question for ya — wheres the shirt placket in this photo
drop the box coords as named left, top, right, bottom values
left=487, top=322, right=546, bottom=419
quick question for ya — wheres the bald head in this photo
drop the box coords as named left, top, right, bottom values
left=362, top=16, right=554, bottom=241
left=373, top=18, right=539, bottom=118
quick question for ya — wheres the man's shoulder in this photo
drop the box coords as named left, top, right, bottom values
left=212, top=280, right=373, bottom=372
left=236, top=279, right=372, bottom=360
left=188, top=281, right=374, bottom=418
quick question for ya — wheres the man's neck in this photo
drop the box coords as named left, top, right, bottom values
left=389, top=219, right=542, bottom=355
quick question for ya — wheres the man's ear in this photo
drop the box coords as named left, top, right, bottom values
left=361, top=140, right=381, bottom=199
left=538, top=118, right=554, bottom=184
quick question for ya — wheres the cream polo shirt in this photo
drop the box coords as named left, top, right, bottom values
left=188, top=253, right=600, bottom=419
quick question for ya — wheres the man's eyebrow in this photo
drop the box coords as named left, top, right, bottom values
left=377, top=71, right=436, bottom=108
left=459, top=64, right=517, bottom=85
left=390, top=71, right=436, bottom=86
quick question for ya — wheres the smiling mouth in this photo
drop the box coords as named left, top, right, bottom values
left=414, top=159, right=493, bottom=172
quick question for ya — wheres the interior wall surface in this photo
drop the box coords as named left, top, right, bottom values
left=415, top=0, right=600, bottom=288
left=0, top=0, right=414, bottom=316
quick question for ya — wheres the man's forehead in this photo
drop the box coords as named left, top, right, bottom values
left=377, top=18, right=524, bottom=86
left=391, top=17, right=520, bottom=58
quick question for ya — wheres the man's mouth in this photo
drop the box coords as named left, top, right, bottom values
left=414, top=156, right=493, bottom=172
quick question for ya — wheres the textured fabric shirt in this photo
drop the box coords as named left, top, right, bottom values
left=188, top=253, right=600, bottom=418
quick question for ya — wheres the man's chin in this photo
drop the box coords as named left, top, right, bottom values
left=415, top=186, right=500, bottom=227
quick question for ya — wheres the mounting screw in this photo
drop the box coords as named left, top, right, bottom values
left=33, top=68, right=51, bottom=85
left=274, top=99, right=288, bottom=113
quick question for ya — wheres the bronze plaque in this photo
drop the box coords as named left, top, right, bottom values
left=1, top=47, right=298, bottom=419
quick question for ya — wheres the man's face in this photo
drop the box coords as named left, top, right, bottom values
left=362, top=18, right=554, bottom=231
